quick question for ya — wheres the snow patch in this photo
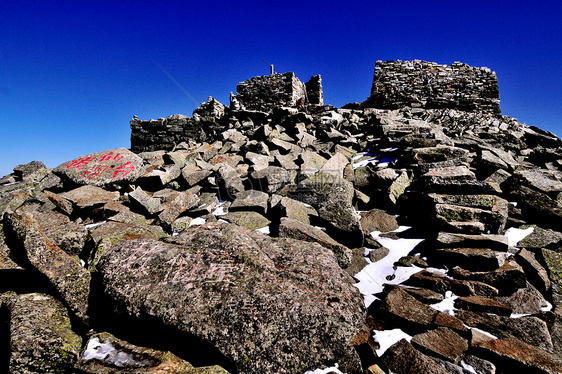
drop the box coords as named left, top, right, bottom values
left=429, top=291, right=458, bottom=315
left=82, top=337, right=152, bottom=368
left=460, top=360, right=478, bottom=374
left=212, top=204, right=228, bottom=216
left=505, top=227, right=534, bottom=247
left=373, top=329, right=412, bottom=356
left=256, top=226, right=270, bottom=235
left=85, top=221, right=106, bottom=229
left=354, top=229, right=424, bottom=307
left=188, top=217, right=206, bottom=227
left=304, top=363, right=346, bottom=374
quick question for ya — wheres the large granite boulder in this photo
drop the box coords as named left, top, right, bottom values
left=54, top=147, right=143, bottom=187
left=96, top=222, right=365, bottom=374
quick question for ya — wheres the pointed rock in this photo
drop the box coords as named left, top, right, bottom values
left=4, top=211, right=91, bottom=325
left=129, top=187, right=163, bottom=215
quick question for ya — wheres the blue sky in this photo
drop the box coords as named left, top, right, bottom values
left=1, top=1, right=561, bottom=177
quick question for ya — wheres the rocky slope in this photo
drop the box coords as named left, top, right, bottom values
left=2, top=61, right=562, bottom=373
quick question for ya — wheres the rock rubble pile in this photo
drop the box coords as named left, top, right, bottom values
left=2, top=60, right=562, bottom=373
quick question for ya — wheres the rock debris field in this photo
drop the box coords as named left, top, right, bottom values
left=2, top=60, right=562, bottom=373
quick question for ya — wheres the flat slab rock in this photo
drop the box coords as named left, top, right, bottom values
left=96, top=222, right=365, bottom=374
left=54, top=147, right=143, bottom=187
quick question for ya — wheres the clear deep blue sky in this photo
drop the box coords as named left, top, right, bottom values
left=1, top=1, right=561, bottom=177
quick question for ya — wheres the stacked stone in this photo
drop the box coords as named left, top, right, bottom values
left=235, top=72, right=307, bottom=112
left=305, top=74, right=323, bottom=105
left=130, top=114, right=202, bottom=153
left=362, top=60, right=501, bottom=113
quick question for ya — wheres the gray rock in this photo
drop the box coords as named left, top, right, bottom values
left=270, top=195, right=318, bottom=225
left=2, top=292, right=82, bottom=373
left=516, top=168, right=562, bottom=194
left=216, top=164, right=245, bottom=199
left=182, top=165, right=213, bottom=187
left=516, top=248, right=551, bottom=293
left=87, top=221, right=165, bottom=269
left=472, top=337, right=562, bottom=374
left=222, top=211, right=271, bottom=230
left=250, top=166, right=292, bottom=194
left=411, top=327, right=468, bottom=364
left=4, top=211, right=91, bottom=325
left=516, top=225, right=562, bottom=250
left=457, top=310, right=554, bottom=352
left=360, top=209, right=399, bottom=235
left=430, top=194, right=509, bottom=234
left=298, top=151, right=328, bottom=178
left=454, top=296, right=513, bottom=316
left=128, top=187, right=163, bottom=215
left=541, top=248, right=562, bottom=312
left=97, top=222, right=365, bottom=374
left=13, top=160, right=47, bottom=178
left=435, top=232, right=509, bottom=251
left=139, top=164, right=182, bottom=187
left=449, top=259, right=527, bottom=295
left=381, top=339, right=450, bottom=374
left=77, top=331, right=228, bottom=373
left=54, top=147, right=143, bottom=187
left=297, top=172, right=363, bottom=247
left=405, top=270, right=499, bottom=297
left=229, top=189, right=269, bottom=215
left=61, top=185, right=120, bottom=209
left=279, top=217, right=352, bottom=268
left=494, top=282, right=549, bottom=314
left=158, top=190, right=200, bottom=227
left=462, top=355, right=496, bottom=374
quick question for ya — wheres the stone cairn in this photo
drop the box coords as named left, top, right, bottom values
left=2, top=61, right=562, bottom=373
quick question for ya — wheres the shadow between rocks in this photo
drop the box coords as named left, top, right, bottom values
left=88, top=273, right=238, bottom=373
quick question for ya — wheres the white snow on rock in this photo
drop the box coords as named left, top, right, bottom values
left=429, top=290, right=458, bottom=315
left=85, top=221, right=106, bottom=229
left=460, top=360, right=478, bottom=374
left=505, top=226, right=534, bottom=247
left=256, top=225, right=270, bottom=235
left=373, top=328, right=413, bottom=356
left=212, top=203, right=228, bottom=216
left=82, top=337, right=152, bottom=368
left=304, top=363, right=346, bottom=374
left=354, top=229, right=424, bottom=307
left=188, top=217, right=206, bottom=227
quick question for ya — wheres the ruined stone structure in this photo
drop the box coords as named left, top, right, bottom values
left=234, top=72, right=323, bottom=111
left=131, top=72, right=324, bottom=153
left=130, top=114, right=203, bottom=153
left=361, top=60, right=501, bottom=113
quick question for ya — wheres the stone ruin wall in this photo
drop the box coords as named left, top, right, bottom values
left=131, top=72, right=324, bottom=153
left=361, top=60, right=501, bottom=113
left=130, top=115, right=203, bottom=153
left=130, top=60, right=501, bottom=154
left=234, top=72, right=322, bottom=111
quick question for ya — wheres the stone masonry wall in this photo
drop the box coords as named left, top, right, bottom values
left=235, top=72, right=307, bottom=112
left=361, top=60, right=500, bottom=113
left=305, top=75, right=323, bottom=105
left=130, top=114, right=204, bottom=153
